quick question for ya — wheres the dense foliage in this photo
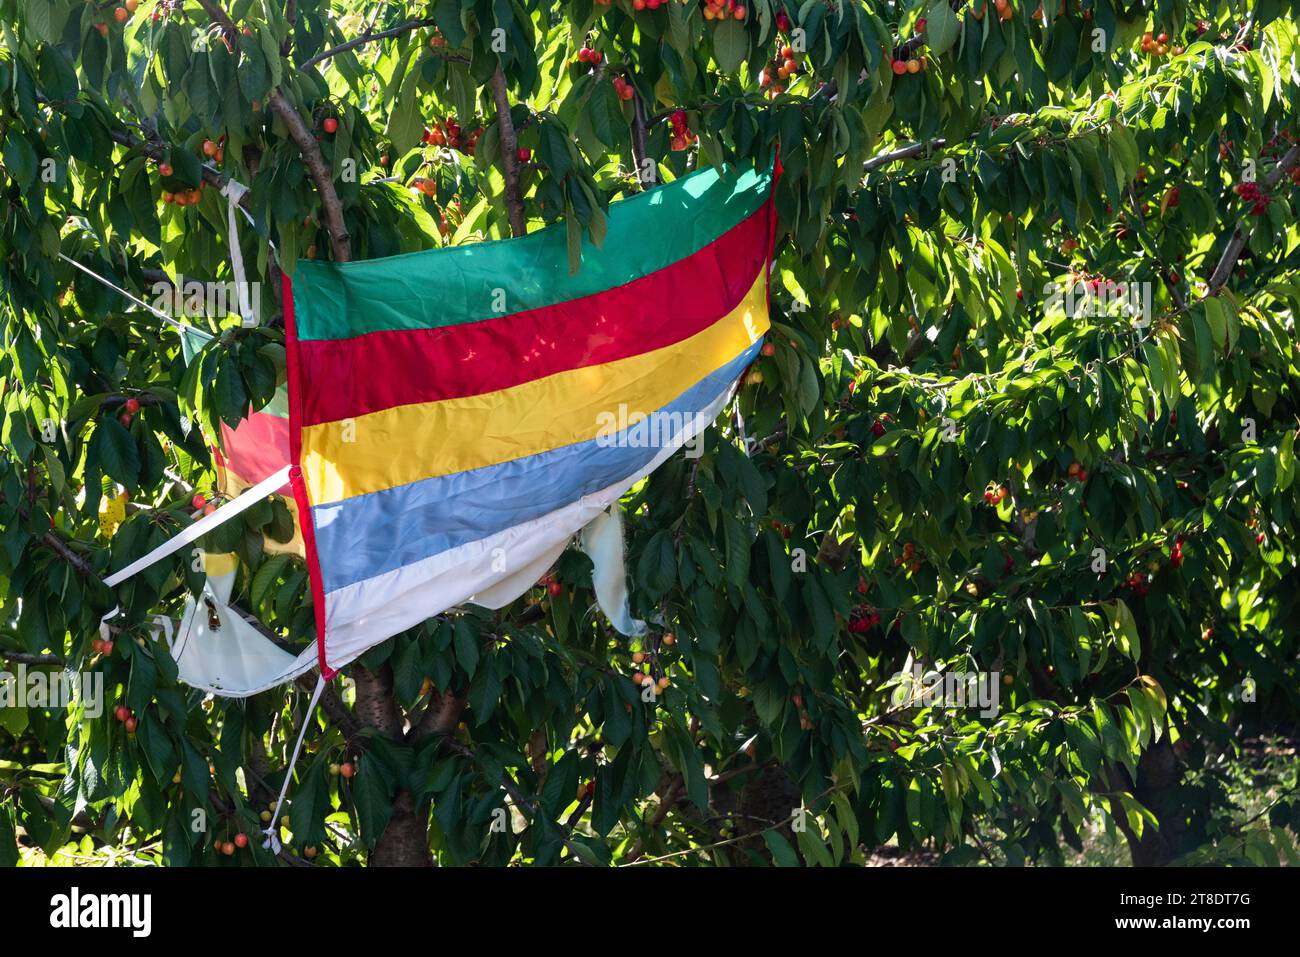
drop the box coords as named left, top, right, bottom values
left=2, top=0, right=1299, bottom=866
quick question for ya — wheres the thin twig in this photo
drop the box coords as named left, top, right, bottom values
left=299, top=17, right=439, bottom=70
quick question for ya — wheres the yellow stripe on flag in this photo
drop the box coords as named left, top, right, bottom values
left=302, top=268, right=769, bottom=504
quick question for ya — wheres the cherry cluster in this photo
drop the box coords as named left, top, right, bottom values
left=611, top=75, right=636, bottom=101
left=423, top=117, right=482, bottom=156
left=114, top=704, right=138, bottom=734
left=1234, top=180, right=1271, bottom=216
left=669, top=110, right=697, bottom=151
left=848, top=604, right=882, bottom=634
left=702, top=0, right=747, bottom=20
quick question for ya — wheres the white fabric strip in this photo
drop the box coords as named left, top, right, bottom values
left=221, top=181, right=256, bottom=327
left=104, top=465, right=292, bottom=587
left=580, top=507, right=646, bottom=636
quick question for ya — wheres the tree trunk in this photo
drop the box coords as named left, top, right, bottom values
left=1113, top=739, right=1192, bottom=866
left=370, top=790, right=432, bottom=866
left=353, top=663, right=433, bottom=866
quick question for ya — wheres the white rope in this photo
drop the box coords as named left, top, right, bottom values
left=221, top=181, right=257, bottom=327
left=262, top=673, right=327, bottom=855
left=58, top=254, right=189, bottom=330
left=103, top=465, right=292, bottom=588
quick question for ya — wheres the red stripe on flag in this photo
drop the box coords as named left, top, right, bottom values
left=294, top=201, right=774, bottom=426
left=283, top=273, right=333, bottom=679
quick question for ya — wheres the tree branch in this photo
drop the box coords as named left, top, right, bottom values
left=105, top=127, right=243, bottom=205
left=490, top=66, right=528, bottom=238
left=281, top=0, right=298, bottom=56
left=864, top=138, right=947, bottom=173
left=1207, top=142, right=1300, bottom=293
left=631, top=92, right=650, bottom=190
left=299, top=18, right=439, bottom=70
left=411, top=687, right=467, bottom=740
left=2, top=651, right=63, bottom=666
left=195, top=0, right=238, bottom=35
left=197, top=0, right=351, bottom=261
left=267, top=89, right=353, bottom=261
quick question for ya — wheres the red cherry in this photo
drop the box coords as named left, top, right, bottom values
left=115, top=705, right=131, bottom=722
left=871, top=420, right=885, bottom=437
left=234, top=832, right=249, bottom=848
left=891, top=59, right=907, bottom=75
left=1255, top=532, right=1265, bottom=544
left=339, top=761, right=355, bottom=779
left=548, top=581, right=563, bottom=596
left=124, top=397, right=140, bottom=413
left=124, top=717, right=138, bottom=734
left=516, top=147, right=531, bottom=162
left=761, top=342, right=775, bottom=357
left=323, top=117, right=339, bottom=134
left=191, top=493, right=207, bottom=510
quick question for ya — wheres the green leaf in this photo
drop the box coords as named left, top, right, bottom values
left=288, top=758, right=329, bottom=846
left=352, top=762, right=394, bottom=848
left=453, top=617, right=480, bottom=679
left=94, top=418, right=141, bottom=489
left=387, top=65, right=424, bottom=156
left=251, top=554, right=292, bottom=610
left=2, top=135, right=38, bottom=190
left=762, top=830, right=801, bottom=866
left=1107, top=599, right=1140, bottom=661
left=713, top=19, right=747, bottom=74
left=926, top=0, right=961, bottom=56
left=1277, top=430, right=1295, bottom=492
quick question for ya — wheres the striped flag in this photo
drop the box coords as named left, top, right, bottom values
left=284, top=161, right=778, bottom=677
